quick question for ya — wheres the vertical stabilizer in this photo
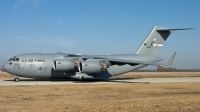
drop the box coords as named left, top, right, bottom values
left=135, top=26, right=192, bottom=55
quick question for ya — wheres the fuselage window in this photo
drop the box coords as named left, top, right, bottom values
left=9, top=62, right=13, bottom=66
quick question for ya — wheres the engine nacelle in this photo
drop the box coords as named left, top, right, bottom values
left=54, top=59, right=75, bottom=71
left=78, top=61, right=106, bottom=74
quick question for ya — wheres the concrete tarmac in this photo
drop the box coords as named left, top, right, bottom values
left=0, top=77, right=200, bottom=86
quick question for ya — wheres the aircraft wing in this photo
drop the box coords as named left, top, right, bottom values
left=94, top=52, right=176, bottom=66
left=68, top=52, right=176, bottom=66
left=93, top=57, right=164, bottom=66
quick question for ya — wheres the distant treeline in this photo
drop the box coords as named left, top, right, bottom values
left=136, top=66, right=200, bottom=72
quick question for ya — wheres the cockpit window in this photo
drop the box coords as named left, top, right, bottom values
left=9, top=56, right=20, bottom=62
left=12, top=58, right=15, bottom=61
left=16, top=58, right=19, bottom=62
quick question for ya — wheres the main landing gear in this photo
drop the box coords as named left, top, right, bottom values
left=14, top=77, right=19, bottom=82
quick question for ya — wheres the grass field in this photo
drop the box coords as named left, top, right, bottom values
left=0, top=72, right=200, bottom=112
left=0, top=83, right=200, bottom=112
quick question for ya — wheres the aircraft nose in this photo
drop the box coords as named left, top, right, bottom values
left=3, top=62, right=9, bottom=72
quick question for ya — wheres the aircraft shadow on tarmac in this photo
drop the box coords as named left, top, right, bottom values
left=3, top=77, right=148, bottom=84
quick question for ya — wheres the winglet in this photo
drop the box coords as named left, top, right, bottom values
left=164, top=52, right=177, bottom=66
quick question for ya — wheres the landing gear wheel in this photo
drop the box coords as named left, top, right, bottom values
left=14, top=77, right=19, bottom=82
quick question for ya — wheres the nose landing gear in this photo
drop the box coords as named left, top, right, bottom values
left=14, top=77, right=19, bottom=82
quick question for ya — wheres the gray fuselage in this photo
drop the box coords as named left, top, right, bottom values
left=3, top=53, right=162, bottom=79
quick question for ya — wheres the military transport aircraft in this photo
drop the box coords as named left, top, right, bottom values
left=3, top=26, right=192, bottom=82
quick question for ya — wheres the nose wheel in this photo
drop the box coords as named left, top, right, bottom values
left=14, top=77, right=19, bottom=82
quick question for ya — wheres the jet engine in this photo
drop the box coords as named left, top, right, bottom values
left=54, top=59, right=75, bottom=71
left=78, top=61, right=107, bottom=74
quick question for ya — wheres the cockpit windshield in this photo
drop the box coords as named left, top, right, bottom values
left=9, top=56, right=19, bottom=62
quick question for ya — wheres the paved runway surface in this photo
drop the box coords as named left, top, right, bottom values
left=0, top=77, right=200, bottom=86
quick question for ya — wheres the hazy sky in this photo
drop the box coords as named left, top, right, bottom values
left=0, top=0, right=200, bottom=69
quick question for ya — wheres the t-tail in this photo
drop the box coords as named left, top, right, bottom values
left=135, top=26, right=193, bottom=55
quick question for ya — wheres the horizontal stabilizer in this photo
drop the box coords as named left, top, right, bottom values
left=157, top=28, right=194, bottom=31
